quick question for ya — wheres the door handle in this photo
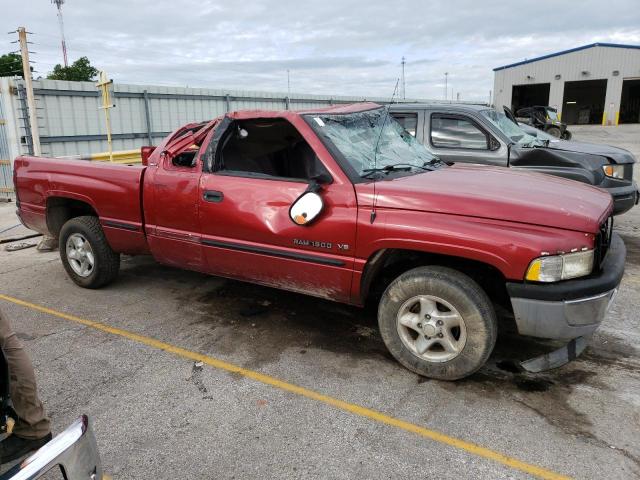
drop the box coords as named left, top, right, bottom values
left=203, top=190, right=224, bottom=202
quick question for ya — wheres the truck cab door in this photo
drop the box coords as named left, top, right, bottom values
left=197, top=116, right=357, bottom=302
left=425, top=111, right=507, bottom=167
left=143, top=122, right=217, bottom=271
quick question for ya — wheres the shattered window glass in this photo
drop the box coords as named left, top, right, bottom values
left=391, top=113, right=418, bottom=136
left=480, top=109, right=544, bottom=147
left=311, top=108, right=439, bottom=177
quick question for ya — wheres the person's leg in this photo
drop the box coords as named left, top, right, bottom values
left=0, top=309, right=51, bottom=462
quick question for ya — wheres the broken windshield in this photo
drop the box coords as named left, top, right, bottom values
left=308, top=108, right=440, bottom=178
left=480, top=109, right=545, bottom=148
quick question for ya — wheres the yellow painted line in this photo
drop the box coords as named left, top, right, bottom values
left=0, top=293, right=570, bottom=480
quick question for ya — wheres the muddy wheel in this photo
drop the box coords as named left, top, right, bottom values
left=546, top=126, right=562, bottom=138
left=59, top=216, right=120, bottom=289
left=378, top=266, right=497, bottom=380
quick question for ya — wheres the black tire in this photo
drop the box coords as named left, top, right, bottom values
left=59, top=216, right=120, bottom=288
left=561, top=130, right=572, bottom=140
left=378, top=266, right=497, bottom=380
left=546, top=126, right=562, bottom=138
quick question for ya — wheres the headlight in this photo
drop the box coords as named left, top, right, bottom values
left=525, top=250, right=594, bottom=282
left=603, top=164, right=624, bottom=179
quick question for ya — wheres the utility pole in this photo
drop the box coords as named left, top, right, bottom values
left=401, top=56, right=406, bottom=100
left=51, top=0, right=69, bottom=67
left=444, top=72, right=448, bottom=101
left=286, top=69, right=291, bottom=110
left=17, top=27, right=41, bottom=156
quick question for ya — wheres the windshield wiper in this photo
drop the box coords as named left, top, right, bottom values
left=362, top=162, right=433, bottom=178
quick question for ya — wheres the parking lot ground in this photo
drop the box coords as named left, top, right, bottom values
left=1, top=126, right=639, bottom=479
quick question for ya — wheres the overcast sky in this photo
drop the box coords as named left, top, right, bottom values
left=3, top=1, right=640, bottom=101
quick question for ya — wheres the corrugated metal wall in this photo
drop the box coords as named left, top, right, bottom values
left=0, top=77, right=484, bottom=197
left=23, top=79, right=434, bottom=157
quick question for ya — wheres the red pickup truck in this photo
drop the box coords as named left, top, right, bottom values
left=13, top=103, right=625, bottom=380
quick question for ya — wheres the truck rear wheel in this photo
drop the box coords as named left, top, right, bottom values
left=59, top=216, right=120, bottom=289
left=378, top=266, right=497, bottom=380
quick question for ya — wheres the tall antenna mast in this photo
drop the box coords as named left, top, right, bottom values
left=401, top=57, right=406, bottom=100
left=370, top=78, right=400, bottom=224
left=51, top=0, right=69, bottom=67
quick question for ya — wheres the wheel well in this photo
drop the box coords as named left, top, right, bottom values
left=46, top=197, right=98, bottom=238
left=362, top=249, right=510, bottom=309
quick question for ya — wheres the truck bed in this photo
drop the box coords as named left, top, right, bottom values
left=14, top=156, right=149, bottom=254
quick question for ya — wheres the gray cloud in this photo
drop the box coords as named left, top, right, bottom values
left=3, top=0, right=639, bottom=101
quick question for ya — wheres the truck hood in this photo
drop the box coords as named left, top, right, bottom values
left=364, top=164, right=612, bottom=232
left=541, top=140, right=636, bottom=165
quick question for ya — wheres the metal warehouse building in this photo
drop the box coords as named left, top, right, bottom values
left=493, top=43, right=640, bottom=125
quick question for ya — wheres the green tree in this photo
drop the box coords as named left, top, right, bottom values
left=0, top=52, right=30, bottom=78
left=47, top=56, right=98, bottom=81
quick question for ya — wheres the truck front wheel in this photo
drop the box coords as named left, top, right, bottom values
left=546, top=126, right=562, bottom=138
left=378, top=266, right=497, bottom=380
left=59, top=216, right=120, bottom=289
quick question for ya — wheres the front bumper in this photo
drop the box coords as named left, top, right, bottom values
left=0, top=415, right=102, bottom=480
left=506, top=233, right=626, bottom=340
left=607, top=181, right=639, bottom=216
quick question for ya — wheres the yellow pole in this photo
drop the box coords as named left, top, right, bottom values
left=96, top=71, right=114, bottom=162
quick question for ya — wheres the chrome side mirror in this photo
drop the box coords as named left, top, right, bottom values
left=289, top=191, right=324, bottom=226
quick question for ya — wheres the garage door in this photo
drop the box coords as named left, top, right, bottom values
left=511, top=83, right=550, bottom=112
left=620, top=79, right=640, bottom=124
left=561, top=79, right=607, bottom=125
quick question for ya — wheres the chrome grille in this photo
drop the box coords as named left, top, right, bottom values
left=595, top=216, right=613, bottom=269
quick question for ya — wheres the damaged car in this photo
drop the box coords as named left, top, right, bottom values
left=390, top=103, right=639, bottom=215
left=13, top=103, right=626, bottom=380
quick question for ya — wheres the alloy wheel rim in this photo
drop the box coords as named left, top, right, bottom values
left=396, top=295, right=467, bottom=363
left=66, top=233, right=95, bottom=278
